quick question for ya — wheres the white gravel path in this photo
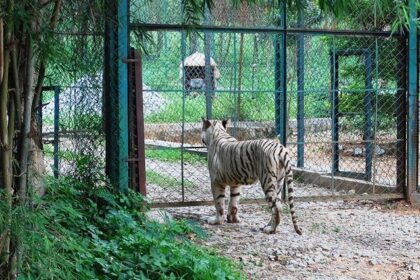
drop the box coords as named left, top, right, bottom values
left=163, top=200, right=420, bottom=280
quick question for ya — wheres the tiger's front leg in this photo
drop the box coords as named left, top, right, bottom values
left=227, top=185, right=241, bottom=223
left=207, top=182, right=226, bottom=225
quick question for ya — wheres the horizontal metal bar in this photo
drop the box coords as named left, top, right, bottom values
left=52, top=31, right=103, bottom=36
left=41, top=129, right=97, bottom=137
left=142, top=88, right=404, bottom=94
left=333, top=49, right=371, bottom=56
left=287, top=139, right=404, bottom=145
left=150, top=193, right=404, bottom=208
left=146, top=144, right=207, bottom=150
left=143, top=139, right=404, bottom=149
left=130, top=23, right=404, bottom=38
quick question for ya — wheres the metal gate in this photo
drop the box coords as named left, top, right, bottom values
left=128, top=1, right=408, bottom=206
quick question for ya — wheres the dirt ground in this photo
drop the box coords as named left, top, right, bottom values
left=161, top=200, right=420, bottom=280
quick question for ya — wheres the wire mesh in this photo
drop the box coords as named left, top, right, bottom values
left=131, top=2, right=407, bottom=205
left=40, top=1, right=409, bottom=205
left=286, top=35, right=406, bottom=197
left=130, top=0, right=278, bottom=28
left=40, top=32, right=105, bottom=184
left=286, top=1, right=399, bottom=32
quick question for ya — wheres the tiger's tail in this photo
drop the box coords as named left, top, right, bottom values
left=282, top=148, right=302, bottom=235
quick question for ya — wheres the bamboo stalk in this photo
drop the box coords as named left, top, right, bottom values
left=8, top=91, right=15, bottom=151
left=0, top=19, right=3, bottom=84
left=11, top=41, right=21, bottom=127
left=0, top=19, right=12, bottom=270
left=17, top=34, right=34, bottom=205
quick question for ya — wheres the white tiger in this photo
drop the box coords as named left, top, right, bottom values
left=201, top=118, right=302, bottom=235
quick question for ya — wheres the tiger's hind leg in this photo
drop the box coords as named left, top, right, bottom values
left=261, top=175, right=283, bottom=234
left=207, top=182, right=226, bottom=225
left=227, top=185, right=241, bottom=223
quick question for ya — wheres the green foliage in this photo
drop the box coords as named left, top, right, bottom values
left=0, top=179, right=243, bottom=279
left=146, top=148, right=206, bottom=164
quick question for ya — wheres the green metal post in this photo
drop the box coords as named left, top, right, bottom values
left=104, top=0, right=129, bottom=192
left=274, top=34, right=281, bottom=137
left=407, top=0, right=419, bottom=199
left=364, top=50, right=373, bottom=181
left=274, top=1, right=287, bottom=145
left=396, top=38, right=407, bottom=192
left=296, top=4, right=304, bottom=167
left=279, top=1, right=287, bottom=145
left=53, top=86, right=60, bottom=178
left=181, top=31, right=186, bottom=202
left=118, top=0, right=129, bottom=192
left=330, top=51, right=339, bottom=175
left=275, top=1, right=287, bottom=201
left=233, top=33, right=238, bottom=137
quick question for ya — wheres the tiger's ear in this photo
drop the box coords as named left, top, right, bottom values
left=202, top=117, right=211, bottom=129
left=222, top=119, right=229, bottom=129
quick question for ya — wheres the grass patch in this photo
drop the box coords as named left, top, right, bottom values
left=147, top=170, right=195, bottom=189
left=146, top=148, right=206, bottom=164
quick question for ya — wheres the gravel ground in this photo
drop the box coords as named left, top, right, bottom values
left=161, top=200, right=420, bottom=280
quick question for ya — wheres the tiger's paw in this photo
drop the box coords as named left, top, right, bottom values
left=227, top=215, right=241, bottom=223
left=207, top=216, right=224, bottom=225
left=261, top=226, right=276, bottom=234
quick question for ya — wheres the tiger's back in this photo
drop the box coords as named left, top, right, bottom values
left=208, top=139, right=285, bottom=187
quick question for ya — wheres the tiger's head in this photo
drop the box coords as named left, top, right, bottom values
left=201, top=117, right=228, bottom=146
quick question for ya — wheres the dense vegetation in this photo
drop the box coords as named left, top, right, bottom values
left=0, top=178, right=243, bottom=279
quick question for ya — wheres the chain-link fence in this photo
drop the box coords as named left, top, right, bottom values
left=40, top=30, right=105, bottom=184
left=129, top=0, right=408, bottom=206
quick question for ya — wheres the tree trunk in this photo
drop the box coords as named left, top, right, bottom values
left=0, top=22, right=12, bottom=273
left=17, top=35, right=35, bottom=205
left=11, top=43, right=21, bottom=127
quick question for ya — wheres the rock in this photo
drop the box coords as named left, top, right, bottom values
left=374, top=145, right=385, bottom=156
left=286, top=265, right=296, bottom=272
left=405, top=261, right=420, bottom=272
left=348, top=189, right=356, bottom=195
left=321, top=244, right=330, bottom=251
left=359, top=250, right=374, bottom=258
left=351, top=145, right=385, bottom=157
left=290, top=259, right=307, bottom=268
left=352, top=147, right=364, bottom=157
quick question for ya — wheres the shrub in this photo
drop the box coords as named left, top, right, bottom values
left=1, top=178, right=243, bottom=280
